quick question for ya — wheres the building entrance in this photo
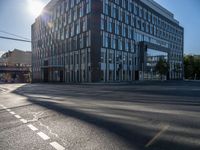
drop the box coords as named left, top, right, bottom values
left=144, top=49, right=168, bottom=80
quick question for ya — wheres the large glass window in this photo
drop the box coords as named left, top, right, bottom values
left=101, top=15, right=105, bottom=30
left=118, top=37, right=122, bottom=50
left=103, top=32, right=109, bottom=47
left=145, top=49, right=168, bottom=80
left=115, top=21, right=119, bottom=35
left=111, top=35, right=116, bottom=49
left=86, top=0, right=91, bottom=14
left=103, top=0, right=109, bottom=15
left=107, top=18, right=112, bottom=32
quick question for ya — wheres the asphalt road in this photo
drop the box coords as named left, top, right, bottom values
left=0, top=81, right=200, bottom=150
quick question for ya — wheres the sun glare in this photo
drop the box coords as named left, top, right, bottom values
left=28, top=0, right=45, bottom=17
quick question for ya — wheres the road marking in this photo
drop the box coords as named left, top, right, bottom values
left=14, top=115, right=21, bottom=119
left=2, top=106, right=7, bottom=109
left=50, top=142, right=65, bottom=150
left=20, top=119, right=27, bottom=123
left=10, top=111, right=16, bottom=115
left=27, top=124, right=38, bottom=131
left=6, top=109, right=11, bottom=112
left=37, top=132, right=50, bottom=140
left=145, top=125, right=169, bottom=147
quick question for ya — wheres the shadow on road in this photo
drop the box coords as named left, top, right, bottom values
left=11, top=82, right=200, bottom=150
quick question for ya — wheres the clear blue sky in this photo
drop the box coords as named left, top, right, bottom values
left=0, top=0, right=199, bottom=56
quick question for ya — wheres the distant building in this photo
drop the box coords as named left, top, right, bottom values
left=0, top=49, right=31, bottom=67
left=0, top=49, right=32, bottom=83
left=32, top=0, right=184, bottom=83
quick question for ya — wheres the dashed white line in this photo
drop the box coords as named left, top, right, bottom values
left=1, top=103, right=65, bottom=149
left=10, top=111, right=16, bottom=115
left=14, top=115, right=21, bottom=119
left=50, top=142, right=65, bottom=150
left=20, top=119, right=28, bottom=123
left=6, top=109, right=11, bottom=112
left=37, top=132, right=50, bottom=140
left=2, top=106, right=7, bottom=109
left=27, top=124, right=38, bottom=131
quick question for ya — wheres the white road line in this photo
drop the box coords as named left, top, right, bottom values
left=50, top=142, right=65, bottom=150
left=27, top=124, right=38, bottom=131
left=20, top=119, right=27, bottom=123
left=145, top=125, right=169, bottom=147
left=14, top=115, right=21, bottom=119
left=10, top=111, right=16, bottom=115
left=37, top=132, right=50, bottom=140
left=2, top=106, right=7, bottom=109
left=6, top=109, right=11, bottom=112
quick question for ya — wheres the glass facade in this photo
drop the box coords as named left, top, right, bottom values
left=144, top=49, right=168, bottom=80
left=32, top=0, right=92, bottom=82
left=32, top=0, right=184, bottom=83
left=100, top=0, right=183, bottom=81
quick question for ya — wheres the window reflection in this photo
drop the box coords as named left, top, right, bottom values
left=145, top=49, right=168, bottom=80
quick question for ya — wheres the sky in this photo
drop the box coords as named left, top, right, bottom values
left=0, top=0, right=50, bottom=56
left=0, top=0, right=200, bottom=56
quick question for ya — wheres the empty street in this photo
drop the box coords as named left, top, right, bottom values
left=0, top=81, right=200, bottom=150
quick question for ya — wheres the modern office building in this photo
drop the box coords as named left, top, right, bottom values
left=32, top=0, right=184, bottom=83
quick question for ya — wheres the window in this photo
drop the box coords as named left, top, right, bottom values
left=86, top=31, right=91, bottom=47
left=115, top=21, right=120, bottom=35
left=111, top=35, right=116, bottom=49
left=101, top=51, right=106, bottom=63
left=131, top=15, right=135, bottom=27
left=128, top=1, right=132, bottom=12
left=136, top=18, right=140, bottom=29
left=79, top=3, right=84, bottom=17
left=118, top=37, right=122, bottom=50
left=139, top=7, right=142, bottom=18
left=71, top=23, right=74, bottom=37
left=131, top=41, right=135, bottom=52
left=65, top=1, right=69, bottom=12
left=71, top=0, right=74, bottom=8
left=122, top=24, right=126, bottom=37
left=101, top=15, right=105, bottom=30
left=82, top=17, right=87, bottom=32
left=107, top=17, right=112, bottom=32
left=103, top=32, right=109, bottom=47
left=103, top=0, right=109, bottom=15
left=76, top=20, right=80, bottom=34
left=74, top=6, right=77, bottom=21
left=128, top=26, right=132, bottom=39
left=125, top=12, right=129, bottom=24
left=118, top=8, right=122, bottom=21
left=111, top=4, right=116, bottom=18
left=80, top=34, right=84, bottom=48
left=148, top=12, right=151, bottom=22
left=125, top=39, right=129, bottom=51
left=65, top=27, right=69, bottom=38
left=86, top=0, right=91, bottom=14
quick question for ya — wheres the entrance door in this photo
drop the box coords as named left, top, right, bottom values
left=44, top=68, right=49, bottom=82
left=60, top=70, right=64, bottom=82
left=135, top=71, right=139, bottom=80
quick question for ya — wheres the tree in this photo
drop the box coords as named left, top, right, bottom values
left=155, top=59, right=169, bottom=80
left=184, top=55, right=200, bottom=80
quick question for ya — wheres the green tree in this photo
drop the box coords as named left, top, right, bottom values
left=155, top=59, right=169, bottom=80
left=184, top=55, right=200, bottom=80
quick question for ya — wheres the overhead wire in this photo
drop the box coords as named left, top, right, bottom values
left=0, top=30, right=31, bottom=41
left=0, top=36, right=31, bottom=43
